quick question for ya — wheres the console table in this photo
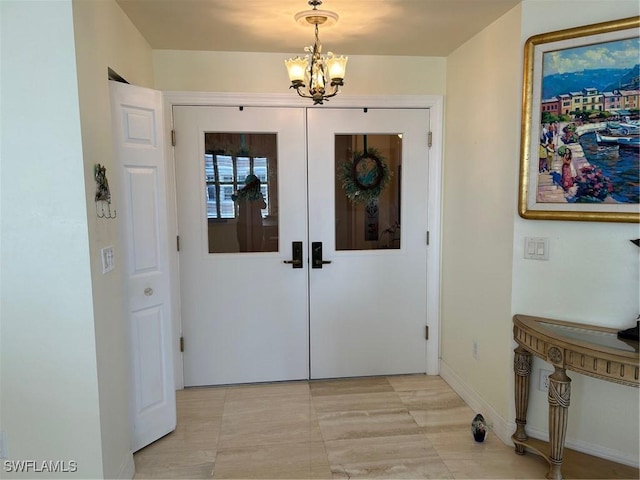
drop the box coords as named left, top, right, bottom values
left=512, top=314, right=639, bottom=480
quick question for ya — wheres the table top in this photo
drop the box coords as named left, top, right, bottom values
left=513, top=314, right=639, bottom=386
left=539, top=320, right=638, bottom=354
left=515, top=314, right=638, bottom=356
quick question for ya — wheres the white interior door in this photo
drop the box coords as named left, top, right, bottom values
left=307, top=108, right=429, bottom=379
left=109, top=81, right=176, bottom=451
left=174, top=106, right=309, bottom=387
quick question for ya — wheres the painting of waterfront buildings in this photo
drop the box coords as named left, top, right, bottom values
left=537, top=37, right=639, bottom=206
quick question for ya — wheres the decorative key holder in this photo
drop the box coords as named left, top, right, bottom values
left=95, top=163, right=116, bottom=219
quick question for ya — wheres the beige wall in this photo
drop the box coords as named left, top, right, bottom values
left=72, top=0, right=155, bottom=476
left=0, top=1, right=104, bottom=476
left=442, top=2, right=522, bottom=421
left=443, top=0, right=639, bottom=466
left=153, top=50, right=446, bottom=95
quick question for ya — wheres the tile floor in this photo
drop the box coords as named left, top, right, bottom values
left=133, top=375, right=638, bottom=479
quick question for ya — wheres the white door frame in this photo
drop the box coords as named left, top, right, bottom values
left=162, top=92, right=444, bottom=389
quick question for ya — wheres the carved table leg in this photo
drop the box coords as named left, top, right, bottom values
left=546, top=367, right=571, bottom=480
left=513, top=346, right=532, bottom=454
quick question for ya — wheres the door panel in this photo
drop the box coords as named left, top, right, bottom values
left=308, top=108, right=429, bottom=379
left=174, top=106, right=309, bottom=386
left=109, top=81, right=176, bottom=452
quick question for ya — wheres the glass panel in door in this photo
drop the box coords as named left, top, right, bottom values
left=335, top=134, right=402, bottom=250
left=204, top=133, right=279, bottom=253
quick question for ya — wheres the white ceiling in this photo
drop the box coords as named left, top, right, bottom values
left=116, top=0, right=522, bottom=57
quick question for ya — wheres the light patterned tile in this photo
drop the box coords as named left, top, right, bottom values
left=387, top=374, right=450, bottom=392
left=218, top=414, right=324, bottom=448
left=312, top=391, right=405, bottom=414
left=310, top=377, right=393, bottom=396
left=412, top=404, right=477, bottom=433
left=178, top=387, right=227, bottom=422
left=223, top=392, right=316, bottom=418
left=325, top=434, right=453, bottom=479
left=426, top=429, right=517, bottom=459
left=213, top=441, right=331, bottom=479
left=317, top=409, right=420, bottom=441
left=426, top=429, right=548, bottom=479
left=134, top=447, right=215, bottom=477
left=225, top=381, right=310, bottom=401
left=398, top=384, right=468, bottom=411
left=144, top=461, right=215, bottom=479
left=440, top=450, right=549, bottom=479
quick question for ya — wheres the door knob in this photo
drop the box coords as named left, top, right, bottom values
left=144, top=287, right=154, bottom=296
left=311, top=241, right=332, bottom=269
left=283, top=241, right=303, bottom=268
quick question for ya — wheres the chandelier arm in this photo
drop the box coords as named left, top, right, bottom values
left=293, top=85, right=313, bottom=100
left=322, top=85, right=340, bottom=100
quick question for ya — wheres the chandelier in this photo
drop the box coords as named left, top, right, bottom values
left=284, top=0, right=348, bottom=105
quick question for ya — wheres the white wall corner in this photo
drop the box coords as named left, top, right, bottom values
left=117, top=452, right=136, bottom=479
left=440, top=360, right=513, bottom=446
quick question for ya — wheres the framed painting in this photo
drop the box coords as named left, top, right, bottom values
left=518, top=17, right=640, bottom=223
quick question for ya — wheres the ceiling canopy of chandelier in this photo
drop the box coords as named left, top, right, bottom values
left=284, top=0, right=348, bottom=105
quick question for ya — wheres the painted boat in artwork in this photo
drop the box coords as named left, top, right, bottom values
left=604, top=121, right=640, bottom=136
left=617, top=136, right=640, bottom=149
left=595, top=131, right=639, bottom=148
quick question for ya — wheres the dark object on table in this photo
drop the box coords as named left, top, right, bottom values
left=631, top=239, right=640, bottom=247
left=617, top=319, right=639, bottom=342
left=471, top=413, right=488, bottom=442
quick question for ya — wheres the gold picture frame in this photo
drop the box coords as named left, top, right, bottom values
left=518, top=17, right=640, bottom=223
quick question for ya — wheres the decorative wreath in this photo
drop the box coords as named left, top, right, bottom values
left=338, top=148, right=392, bottom=204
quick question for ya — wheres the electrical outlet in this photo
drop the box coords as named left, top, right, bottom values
left=472, top=340, right=479, bottom=360
left=539, top=369, right=552, bottom=391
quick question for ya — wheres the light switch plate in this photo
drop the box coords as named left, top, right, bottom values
left=524, top=237, right=549, bottom=261
left=101, top=246, right=115, bottom=273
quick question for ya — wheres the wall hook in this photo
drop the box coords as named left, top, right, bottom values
left=96, top=200, right=117, bottom=219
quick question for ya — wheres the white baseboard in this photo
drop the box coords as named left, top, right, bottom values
left=116, top=453, right=135, bottom=480
left=439, top=360, right=639, bottom=469
left=439, top=360, right=513, bottom=445
left=520, top=425, right=640, bottom=468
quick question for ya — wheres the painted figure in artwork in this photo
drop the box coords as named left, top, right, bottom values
left=560, top=148, right=574, bottom=191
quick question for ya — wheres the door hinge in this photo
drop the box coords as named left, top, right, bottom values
left=177, top=235, right=180, bottom=252
left=171, top=129, right=176, bottom=147
left=427, top=131, right=432, bottom=148
left=426, top=231, right=430, bottom=246
left=425, top=325, right=429, bottom=340
left=180, top=336, right=184, bottom=352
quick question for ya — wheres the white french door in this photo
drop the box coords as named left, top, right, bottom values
left=308, top=108, right=429, bottom=378
left=174, top=106, right=309, bottom=386
left=174, top=105, right=430, bottom=386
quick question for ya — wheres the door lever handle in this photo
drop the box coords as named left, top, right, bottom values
left=311, top=241, right=331, bottom=269
left=283, top=241, right=303, bottom=269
